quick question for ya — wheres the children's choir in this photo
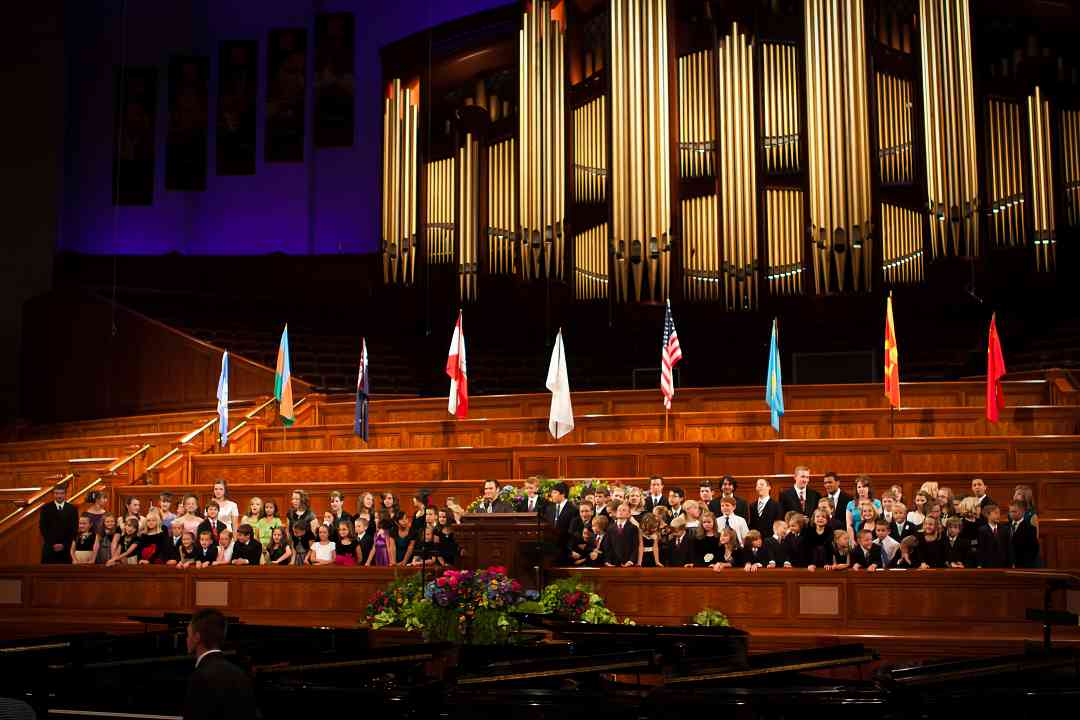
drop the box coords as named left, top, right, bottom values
left=47, top=470, right=1042, bottom=570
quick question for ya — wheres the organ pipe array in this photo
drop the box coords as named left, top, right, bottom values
left=1064, top=109, right=1080, bottom=228
left=1027, top=86, right=1056, bottom=272
left=805, top=0, right=872, bottom=294
left=458, top=134, right=480, bottom=301
left=761, top=42, right=800, bottom=173
left=875, top=72, right=914, bottom=185
left=717, top=23, right=759, bottom=310
left=920, top=0, right=979, bottom=259
left=574, top=223, right=609, bottom=300
left=985, top=98, right=1026, bottom=249
left=518, top=0, right=566, bottom=283
left=426, top=158, right=455, bottom=264
left=678, top=49, right=715, bottom=178
left=610, top=0, right=672, bottom=304
left=382, top=78, right=419, bottom=285
left=765, top=189, right=805, bottom=296
left=573, top=97, right=607, bottom=204
left=487, top=139, right=517, bottom=275
left=681, top=194, right=719, bottom=302
left=881, top=204, right=925, bottom=285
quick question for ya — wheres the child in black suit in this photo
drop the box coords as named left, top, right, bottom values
left=741, top=530, right=772, bottom=571
left=664, top=516, right=695, bottom=567
left=944, top=516, right=974, bottom=568
left=588, top=515, right=610, bottom=567
left=977, top=504, right=1013, bottom=568
left=1008, top=500, right=1040, bottom=568
left=850, top=528, right=882, bottom=570
left=765, top=519, right=791, bottom=568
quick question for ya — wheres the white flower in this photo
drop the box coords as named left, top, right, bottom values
left=703, top=553, right=715, bottom=563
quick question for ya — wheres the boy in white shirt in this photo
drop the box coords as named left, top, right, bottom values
left=717, top=495, right=749, bottom=544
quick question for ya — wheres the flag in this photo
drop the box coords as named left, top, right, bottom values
left=660, top=299, right=683, bottom=410
left=216, top=351, right=229, bottom=447
left=766, top=318, right=784, bottom=432
left=987, top=313, right=1007, bottom=423
left=546, top=329, right=574, bottom=439
left=274, top=324, right=294, bottom=426
left=354, top=338, right=369, bottom=441
left=884, top=293, right=900, bottom=408
left=446, top=310, right=468, bottom=418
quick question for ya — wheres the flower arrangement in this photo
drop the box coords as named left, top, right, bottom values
left=692, top=608, right=730, bottom=627
left=366, top=566, right=538, bottom=645
left=538, top=577, right=634, bottom=625
left=569, top=478, right=610, bottom=502
left=365, top=573, right=425, bottom=630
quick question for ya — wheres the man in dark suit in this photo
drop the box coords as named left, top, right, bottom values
left=971, top=477, right=994, bottom=526
left=478, top=480, right=514, bottom=514
left=977, top=504, right=1013, bottom=568
left=545, top=482, right=577, bottom=562
left=1008, top=501, right=1040, bottom=568
left=820, top=471, right=851, bottom=530
left=606, top=505, right=640, bottom=566
left=748, top=478, right=781, bottom=536
left=778, top=466, right=821, bottom=517
left=698, top=481, right=721, bottom=516
left=718, top=475, right=749, bottom=521
left=514, top=477, right=549, bottom=515
left=644, top=476, right=668, bottom=512
left=39, top=484, right=78, bottom=564
left=184, top=609, right=255, bottom=720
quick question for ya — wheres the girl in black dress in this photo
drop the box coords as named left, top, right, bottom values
left=108, top=518, right=140, bottom=566
left=917, top=515, right=947, bottom=568
left=72, top=515, right=99, bottom=564
left=694, top=513, right=721, bottom=567
left=436, top=509, right=459, bottom=566
left=805, top=509, right=834, bottom=569
left=392, top=512, right=415, bottom=566
left=267, top=526, right=293, bottom=565
left=639, top=513, right=661, bottom=567
left=890, top=536, right=921, bottom=569
left=824, top=529, right=851, bottom=570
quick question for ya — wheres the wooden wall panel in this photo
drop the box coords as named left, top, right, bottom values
left=897, top=447, right=1010, bottom=473
left=268, top=407, right=1080, bottom=455
left=21, top=293, right=311, bottom=423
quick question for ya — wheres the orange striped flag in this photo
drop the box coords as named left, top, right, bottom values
left=884, top=294, right=900, bottom=408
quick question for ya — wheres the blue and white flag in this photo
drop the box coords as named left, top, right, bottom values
left=217, top=351, right=229, bottom=446
left=765, top=319, right=784, bottom=433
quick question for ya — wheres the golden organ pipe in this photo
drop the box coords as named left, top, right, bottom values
left=382, top=78, right=419, bottom=286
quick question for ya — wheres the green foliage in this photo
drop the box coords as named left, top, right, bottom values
left=692, top=608, right=730, bottom=627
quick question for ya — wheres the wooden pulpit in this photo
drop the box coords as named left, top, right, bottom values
left=455, top=512, right=557, bottom=588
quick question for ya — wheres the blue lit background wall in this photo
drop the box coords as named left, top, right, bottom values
left=61, top=0, right=509, bottom=255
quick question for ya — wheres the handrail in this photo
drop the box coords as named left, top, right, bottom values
left=144, top=448, right=181, bottom=475
left=0, top=472, right=74, bottom=527
left=225, top=420, right=249, bottom=439
left=245, top=397, right=277, bottom=421
left=179, top=417, right=217, bottom=445
left=108, top=444, right=152, bottom=474
left=67, top=477, right=105, bottom=506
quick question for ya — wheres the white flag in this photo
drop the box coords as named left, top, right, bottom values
left=216, top=351, right=229, bottom=447
left=546, top=330, right=574, bottom=439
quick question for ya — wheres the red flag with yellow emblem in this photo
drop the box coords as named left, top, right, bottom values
left=884, top=294, right=900, bottom=408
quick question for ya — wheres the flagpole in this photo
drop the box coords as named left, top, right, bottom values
left=664, top=406, right=669, bottom=442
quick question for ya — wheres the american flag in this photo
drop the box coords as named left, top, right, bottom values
left=660, top=299, right=683, bottom=410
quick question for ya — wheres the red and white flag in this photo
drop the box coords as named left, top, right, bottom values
left=446, top=310, right=468, bottom=418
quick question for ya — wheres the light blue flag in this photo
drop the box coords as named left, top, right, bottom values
left=217, top=351, right=229, bottom=446
left=766, top=319, right=784, bottom=432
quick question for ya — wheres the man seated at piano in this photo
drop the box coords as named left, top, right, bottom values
left=604, top=503, right=639, bottom=567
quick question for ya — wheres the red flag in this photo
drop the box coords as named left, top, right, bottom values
left=446, top=310, right=468, bottom=418
left=986, top=313, right=1006, bottom=423
left=884, top=294, right=900, bottom=408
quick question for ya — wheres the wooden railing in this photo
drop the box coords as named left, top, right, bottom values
left=257, top=405, right=1080, bottom=452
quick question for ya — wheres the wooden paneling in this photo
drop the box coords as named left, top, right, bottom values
left=0, top=432, right=179, bottom=466
left=264, top=406, right=1080, bottom=452
left=21, top=292, right=312, bottom=423
left=313, top=378, right=1058, bottom=425
left=0, top=458, right=117, bottom=491
left=12, top=403, right=258, bottom=442
left=190, top=437, right=1080, bottom=493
